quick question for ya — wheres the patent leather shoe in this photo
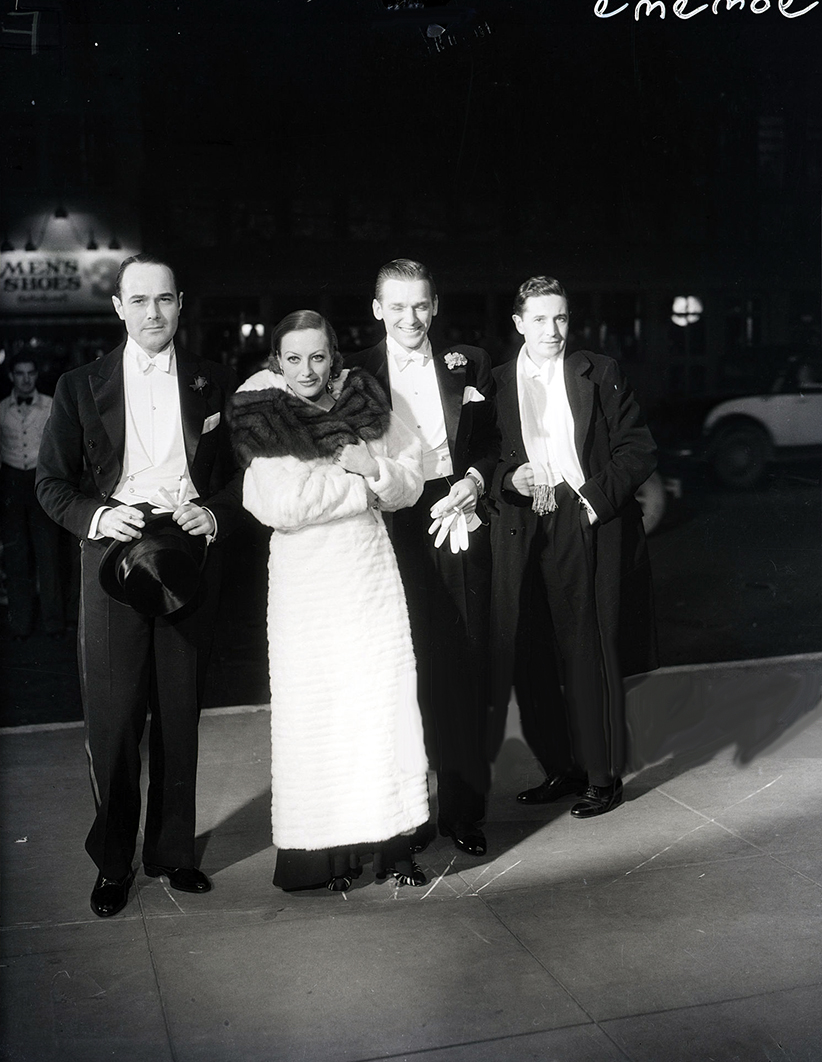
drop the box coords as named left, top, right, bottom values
left=570, top=778, right=624, bottom=818
left=517, top=773, right=587, bottom=804
left=90, top=870, right=134, bottom=917
left=143, top=863, right=212, bottom=893
left=438, top=818, right=487, bottom=856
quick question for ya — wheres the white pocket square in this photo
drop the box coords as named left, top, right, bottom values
left=202, top=412, right=221, bottom=434
left=462, top=386, right=485, bottom=405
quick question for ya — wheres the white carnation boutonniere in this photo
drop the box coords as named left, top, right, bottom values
left=444, top=351, right=468, bottom=371
left=190, top=374, right=208, bottom=394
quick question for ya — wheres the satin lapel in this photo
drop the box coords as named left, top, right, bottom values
left=362, top=340, right=392, bottom=406
left=433, top=350, right=465, bottom=455
left=176, top=353, right=207, bottom=470
left=89, top=344, right=126, bottom=463
left=497, top=361, right=526, bottom=455
left=564, top=351, right=595, bottom=462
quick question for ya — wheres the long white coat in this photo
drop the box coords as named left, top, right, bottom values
left=240, top=370, right=430, bottom=851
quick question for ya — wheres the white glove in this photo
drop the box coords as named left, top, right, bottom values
left=428, top=509, right=477, bottom=553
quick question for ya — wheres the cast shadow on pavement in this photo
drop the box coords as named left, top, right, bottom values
left=625, top=663, right=822, bottom=796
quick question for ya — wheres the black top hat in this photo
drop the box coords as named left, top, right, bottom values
left=98, top=512, right=207, bottom=617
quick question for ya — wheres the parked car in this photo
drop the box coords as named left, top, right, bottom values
left=702, top=355, right=822, bottom=488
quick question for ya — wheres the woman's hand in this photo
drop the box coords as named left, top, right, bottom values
left=337, top=440, right=379, bottom=479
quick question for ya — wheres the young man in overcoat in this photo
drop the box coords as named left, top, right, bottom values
left=490, top=275, right=657, bottom=817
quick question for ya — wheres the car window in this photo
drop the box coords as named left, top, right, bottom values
left=796, top=361, right=822, bottom=391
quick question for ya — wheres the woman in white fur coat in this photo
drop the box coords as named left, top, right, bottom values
left=229, top=310, right=430, bottom=891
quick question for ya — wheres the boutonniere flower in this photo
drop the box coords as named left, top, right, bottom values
left=444, top=351, right=468, bottom=370
left=190, top=375, right=208, bottom=394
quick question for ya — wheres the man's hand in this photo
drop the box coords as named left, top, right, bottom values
left=430, top=476, right=479, bottom=520
left=98, top=506, right=145, bottom=542
left=337, top=440, right=379, bottom=479
left=172, top=502, right=216, bottom=537
left=510, top=463, right=535, bottom=498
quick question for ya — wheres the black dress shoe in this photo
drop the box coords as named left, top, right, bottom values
left=517, top=773, right=588, bottom=804
left=143, top=864, right=212, bottom=893
left=438, top=819, right=487, bottom=856
left=90, top=870, right=134, bottom=917
left=570, top=778, right=624, bottom=818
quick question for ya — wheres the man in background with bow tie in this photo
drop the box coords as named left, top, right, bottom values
left=347, top=259, right=499, bottom=857
left=0, top=353, right=64, bottom=639
left=36, top=253, right=242, bottom=917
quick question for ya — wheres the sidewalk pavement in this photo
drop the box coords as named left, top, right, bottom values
left=2, top=654, right=822, bottom=1062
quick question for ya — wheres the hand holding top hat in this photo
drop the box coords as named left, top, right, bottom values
left=99, top=482, right=211, bottom=617
left=99, top=511, right=208, bottom=616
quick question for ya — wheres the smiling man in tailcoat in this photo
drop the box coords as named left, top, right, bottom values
left=347, top=259, right=499, bottom=857
left=36, top=252, right=242, bottom=917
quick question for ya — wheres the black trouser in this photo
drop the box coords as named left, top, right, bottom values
left=514, top=482, right=624, bottom=787
left=387, top=480, right=491, bottom=825
left=0, top=466, right=63, bottom=635
left=78, top=535, right=221, bottom=878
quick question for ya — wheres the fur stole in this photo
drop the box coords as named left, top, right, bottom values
left=228, top=367, right=392, bottom=469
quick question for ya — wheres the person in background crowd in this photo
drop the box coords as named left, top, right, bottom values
left=229, top=309, right=429, bottom=892
left=0, top=353, right=64, bottom=639
left=36, top=253, right=242, bottom=918
left=348, top=259, right=499, bottom=858
left=490, top=275, right=657, bottom=819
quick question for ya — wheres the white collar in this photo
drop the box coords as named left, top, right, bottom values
left=519, top=344, right=564, bottom=380
left=387, top=334, right=433, bottom=368
left=125, top=336, right=176, bottom=374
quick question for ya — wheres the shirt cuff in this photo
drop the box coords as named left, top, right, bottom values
left=202, top=506, right=217, bottom=544
left=579, top=495, right=598, bottom=525
left=88, top=506, right=110, bottom=540
left=465, top=467, right=485, bottom=495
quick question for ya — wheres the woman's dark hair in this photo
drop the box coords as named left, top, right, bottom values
left=267, top=310, right=344, bottom=379
left=512, top=276, right=569, bottom=317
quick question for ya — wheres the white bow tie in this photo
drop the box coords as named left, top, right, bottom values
left=394, top=347, right=429, bottom=370
left=135, top=349, right=172, bottom=375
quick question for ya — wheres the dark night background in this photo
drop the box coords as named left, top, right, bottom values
left=1, top=0, right=820, bottom=722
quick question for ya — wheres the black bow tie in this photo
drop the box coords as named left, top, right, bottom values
left=16, top=396, right=33, bottom=406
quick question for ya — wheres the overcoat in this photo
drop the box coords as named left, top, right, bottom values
left=489, top=349, right=658, bottom=722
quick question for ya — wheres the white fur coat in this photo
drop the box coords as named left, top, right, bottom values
left=239, top=369, right=430, bottom=851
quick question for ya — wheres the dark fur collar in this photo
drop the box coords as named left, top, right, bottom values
left=228, top=367, right=392, bottom=468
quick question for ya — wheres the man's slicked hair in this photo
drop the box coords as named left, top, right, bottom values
left=513, top=276, right=568, bottom=318
left=114, top=253, right=180, bottom=299
left=374, top=259, right=437, bottom=303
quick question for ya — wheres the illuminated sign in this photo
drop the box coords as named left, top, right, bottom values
left=0, top=250, right=136, bottom=314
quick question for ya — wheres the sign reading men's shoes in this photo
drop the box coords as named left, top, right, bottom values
left=0, top=251, right=134, bottom=313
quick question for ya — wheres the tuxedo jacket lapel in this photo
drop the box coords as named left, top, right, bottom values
left=176, top=353, right=207, bottom=470
left=496, top=360, right=526, bottom=456
left=357, top=340, right=392, bottom=406
left=433, top=351, right=465, bottom=458
left=89, top=345, right=126, bottom=467
left=564, top=351, right=595, bottom=466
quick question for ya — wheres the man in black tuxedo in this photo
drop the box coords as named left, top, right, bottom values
left=347, top=259, right=498, bottom=856
left=490, top=276, right=657, bottom=818
left=36, top=253, right=242, bottom=917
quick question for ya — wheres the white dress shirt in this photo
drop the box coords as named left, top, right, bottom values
left=516, top=346, right=597, bottom=523
left=88, top=338, right=212, bottom=539
left=386, top=335, right=454, bottom=482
